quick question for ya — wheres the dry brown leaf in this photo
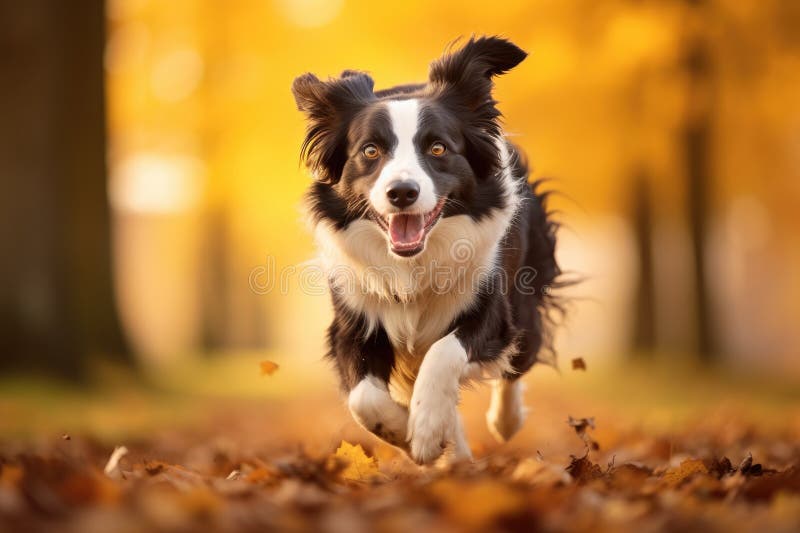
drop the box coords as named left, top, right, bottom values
left=144, top=461, right=166, bottom=476
left=259, top=360, right=279, bottom=376
left=662, top=458, right=708, bottom=486
left=571, top=357, right=587, bottom=371
left=567, top=416, right=595, bottom=434
left=739, top=452, right=753, bottom=474
left=707, top=456, right=734, bottom=479
left=739, top=452, right=763, bottom=477
left=332, top=441, right=380, bottom=482
left=566, top=453, right=604, bottom=484
left=567, top=416, right=600, bottom=451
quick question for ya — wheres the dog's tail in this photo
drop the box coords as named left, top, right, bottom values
left=504, top=141, right=574, bottom=369
left=526, top=179, right=570, bottom=366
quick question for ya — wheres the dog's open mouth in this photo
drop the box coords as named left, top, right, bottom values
left=373, top=198, right=446, bottom=257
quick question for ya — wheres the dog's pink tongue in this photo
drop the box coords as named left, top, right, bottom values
left=389, top=214, right=425, bottom=247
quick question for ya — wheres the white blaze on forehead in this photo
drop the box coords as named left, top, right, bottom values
left=369, top=99, right=438, bottom=215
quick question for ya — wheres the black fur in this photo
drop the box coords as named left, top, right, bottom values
left=327, top=293, right=395, bottom=390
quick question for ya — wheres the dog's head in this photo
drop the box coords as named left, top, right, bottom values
left=293, top=36, right=526, bottom=257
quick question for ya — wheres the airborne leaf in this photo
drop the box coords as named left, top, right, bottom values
left=259, top=360, right=280, bottom=376
left=571, top=358, right=587, bottom=371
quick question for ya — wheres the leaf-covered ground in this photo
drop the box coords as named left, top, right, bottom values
left=1, top=359, right=799, bottom=532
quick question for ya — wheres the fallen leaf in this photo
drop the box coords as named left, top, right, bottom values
left=144, top=461, right=166, bottom=476
left=707, top=456, right=734, bottom=479
left=566, top=452, right=604, bottom=484
left=739, top=452, right=753, bottom=474
left=260, top=360, right=280, bottom=376
left=739, top=452, right=763, bottom=477
left=662, top=458, right=708, bottom=486
left=332, top=441, right=380, bottom=482
left=571, top=358, right=587, bottom=371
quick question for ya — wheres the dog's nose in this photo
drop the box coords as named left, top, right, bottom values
left=386, top=180, right=420, bottom=208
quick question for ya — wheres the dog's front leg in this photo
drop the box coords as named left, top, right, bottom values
left=407, top=332, right=472, bottom=465
left=349, top=375, right=409, bottom=450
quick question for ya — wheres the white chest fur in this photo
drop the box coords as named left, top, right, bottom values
left=315, top=213, right=506, bottom=350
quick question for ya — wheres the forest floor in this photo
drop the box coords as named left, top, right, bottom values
left=1, top=355, right=799, bottom=532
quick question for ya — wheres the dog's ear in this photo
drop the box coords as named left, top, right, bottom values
left=428, top=36, right=526, bottom=110
left=428, top=36, right=526, bottom=178
left=292, top=71, right=375, bottom=184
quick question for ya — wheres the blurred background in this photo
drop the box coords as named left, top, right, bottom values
left=1, top=0, right=799, bottom=438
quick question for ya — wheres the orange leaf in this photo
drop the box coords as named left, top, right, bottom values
left=663, top=459, right=708, bottom=486
left=332, top=441, right=380, bottom=482
left=259, top=360, right=279, bottom=376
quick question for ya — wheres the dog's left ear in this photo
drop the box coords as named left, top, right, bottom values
left=428, top=36, right=527, bottom=109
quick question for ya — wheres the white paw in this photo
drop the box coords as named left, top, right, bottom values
left=408, top=400, right=457, bottom=465
left=349, top=376, right=409, bottom=448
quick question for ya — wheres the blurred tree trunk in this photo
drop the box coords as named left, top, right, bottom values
left=625, top=65, right=657, bottom=358
left=681, top=2, right=717, bottom=361
left=631, top=168, right=657, bottom=355
left=0, top=1, right=129, bottom=378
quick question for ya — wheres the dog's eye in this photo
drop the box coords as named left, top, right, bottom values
left=430, top=142, right=446, bottom=156
left=362, top=144, right=380, bottom=159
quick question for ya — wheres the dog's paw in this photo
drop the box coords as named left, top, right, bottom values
left=407, top=402, right=456, bottom=465
left=486, top=402, right=524, bottom=443
left=349, top=377, right=409, bottom=449
left=408, top=420, right=450, bottom=465
left=486, top=379, right=526, bottom=443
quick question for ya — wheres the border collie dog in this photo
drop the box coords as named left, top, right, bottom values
left=292, top=36, right=560, bottom=465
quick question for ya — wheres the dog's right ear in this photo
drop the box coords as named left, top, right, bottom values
left=292, top=71, right=375, bottom=184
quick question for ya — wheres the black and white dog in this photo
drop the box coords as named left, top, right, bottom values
left=292, top=36, right=560, bottom=465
